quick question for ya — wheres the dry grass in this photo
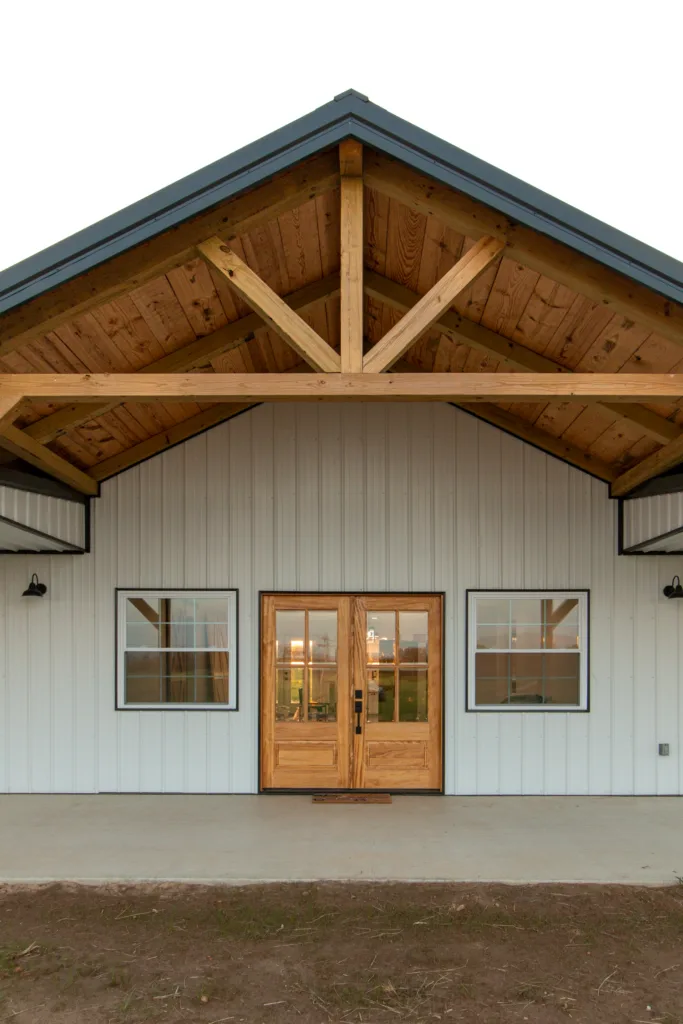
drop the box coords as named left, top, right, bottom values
left=0, top=882, right=682, bottom=1022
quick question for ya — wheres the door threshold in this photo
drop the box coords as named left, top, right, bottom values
left=312, top=792, right=392, bottom=805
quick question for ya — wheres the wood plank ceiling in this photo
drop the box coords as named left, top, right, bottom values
left=2, top=146, right=683, bottom=489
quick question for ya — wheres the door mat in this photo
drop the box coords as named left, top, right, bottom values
left=312, top=793, right=392, bottom=804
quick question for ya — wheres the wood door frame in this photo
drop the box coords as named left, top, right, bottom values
left=258, top=591, right=446, bottom=794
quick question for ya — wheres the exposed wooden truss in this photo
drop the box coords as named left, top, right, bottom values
left=197, top=239, right=341, bottom=372
left=364, top=151, right=683, bottom=349
left=4, top=372, right=683, bottom=403
left=1, top=138, right=683, bottom=495
left=363, top=237, right=505, bottom=373
left=365, top=271, right=681, bottom=445
left=24, top=274, right=339, bottom=444
left=0, top=151, right=339, bottom=358
left=339, top=140, right=364, bottom=373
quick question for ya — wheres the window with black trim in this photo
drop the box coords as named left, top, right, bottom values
left=467, top=591, right=588, bottom=711
left=117, top=590, right=237, bottom=709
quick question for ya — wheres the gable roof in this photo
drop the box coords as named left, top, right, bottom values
left=2, top=89, right=683, bottom=315
left=1, top=90, right=683, bottom=499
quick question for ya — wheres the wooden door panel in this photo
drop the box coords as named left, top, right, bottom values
left=354, top=595, right=442, bottom=791
left=261, top=593, right=442, bottom=792
left=261, top=595, right=351, bottom=790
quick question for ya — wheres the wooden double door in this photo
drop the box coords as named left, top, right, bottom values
left=260, top=594, right=443, bottom=791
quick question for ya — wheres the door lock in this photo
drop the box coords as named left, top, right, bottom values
left=354, top=690, right=363, bottom=734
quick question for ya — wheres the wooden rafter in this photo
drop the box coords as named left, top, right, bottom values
left=366, top=270, right=681, bottom=445
left=363, top=237, right=504, bottom=373
left=0, top=151, right=339, bottom=359
left=0, top=424, right=98, bottom=494
left=90, top=402, right=256, bottom=481
left=611, top=434, right=683, bottom=496
left=4, top=372, right=683, bottom=403
left=197, top=239, right=341, bottom=372
left=364, top=151, right=683, bottom=349
left=24, top=274, right=339, bottom=444
left=339, top=140, right=364, bottom=373
left=456, top=402, right=616, bottom=482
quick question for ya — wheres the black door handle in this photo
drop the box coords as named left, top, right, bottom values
left=354, top=691, right=363, bottom=734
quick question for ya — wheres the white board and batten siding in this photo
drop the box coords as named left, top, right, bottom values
left=1, top=403, right=682, bottom=795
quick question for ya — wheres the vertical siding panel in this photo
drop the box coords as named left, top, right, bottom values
left=655, top=576, right=680, bottom=794
left=206, top=420, right=234, bottom=793
left=387, top=405, right=409, bottom=593
left=408, top=405, right=434, bottom=593
left=587, top=479, right=613, bottom=794
left=273, top=405, right=297, bottom=590
left=138, top=458, right=164, bottom=793
left=27, top=556, right=52, bottom=791
left=296, top=405, right=321, bottom=591
left=160, top=449, right=186, bottom=793
left=498, top=434, right=525, bottom=794
left=342, top=404, right=366, bottom=591
left=611, top=553, right=636, bottom=794
left=95, top=480, right=118, bottom=791
left=6, top=560, right=29, bottom=791
left=566, top=469, right=592, bottom=794
left=364, top=404, right=388, bottom=591
left=116, top=469, right=141, bottom=793
left=475, top=422, right=502, bottom=793
left=319, top=405, right=343, bottom=590
left=433, top=406, right=456, bottom=794
left=453, top=412, right=479, bottom=794
left=633, top=558, right=658, bottom=793
left=521, top=446, right=547, bottom=794
left=184, top=435, right=209, bottom=793
left=229, top=411, right=255, bottom=792
left=50, top=558, right=75, bottom=792
left=544, top=460, right=570, bottom=794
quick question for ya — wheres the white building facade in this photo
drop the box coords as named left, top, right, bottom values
left=2, top=401, right=682, bottom=796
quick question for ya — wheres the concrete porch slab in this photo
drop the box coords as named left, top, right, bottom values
left=0, top=795, right=681, bottom=885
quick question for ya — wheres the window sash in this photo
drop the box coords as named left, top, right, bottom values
left=117, top=590, right=237, bottom=710
left=468, top=591, right=588, bottom=711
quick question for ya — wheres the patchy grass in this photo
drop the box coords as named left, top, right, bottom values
left=0, top=882, right=682, bottom=1021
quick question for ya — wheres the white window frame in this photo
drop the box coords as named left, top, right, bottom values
left=467, top=590, right=589, bottom=712
left=116, top=589, right=238, bottom=710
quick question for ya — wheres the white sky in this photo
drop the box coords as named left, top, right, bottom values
left=1, top=0, right=681, bottom=274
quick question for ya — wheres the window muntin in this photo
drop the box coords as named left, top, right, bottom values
left=117, top=590, right=237, bottom=709
left=366, top=610, right=429, bottom=722
left=468, top=592, right=588, bottom=711
left=275, top=608, right=338, bottom=722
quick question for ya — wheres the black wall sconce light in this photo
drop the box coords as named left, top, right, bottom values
left=663, top=575, right=683, bottom=599
left=22, top=574, right=47, bottom=598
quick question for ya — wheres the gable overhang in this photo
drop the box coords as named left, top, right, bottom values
left=2, top=90, right=683, bottom=316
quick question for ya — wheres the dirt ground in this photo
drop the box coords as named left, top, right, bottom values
left=0, top=883, right=682, bottom=1023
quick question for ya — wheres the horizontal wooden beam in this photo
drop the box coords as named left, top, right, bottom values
left=363, top=237, right=504, bottom=373
left=365, top=270, right=681, bottom=445
left=198, top=239, right=341, bottom=373
left=4, top=372, right=683, bottom=403
left=90, top=402, right=256, bottom=481
left=456, top=402, right=616, bottom=482
left=0, top=425, right=98, bottom=494
left=0, top=151, right=339, bottom=359
left=611, top=433, right=683, bottom=495
left=24, top=274, right=339, bottom=444
left=365, top=151, right=683, bottom=349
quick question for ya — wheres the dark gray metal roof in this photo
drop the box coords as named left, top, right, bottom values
left=2, top=88, right=683, bottom=314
